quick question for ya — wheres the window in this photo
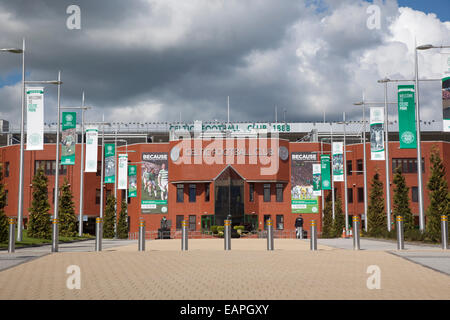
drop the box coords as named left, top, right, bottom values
left=52, top=188, right=55, bottom=204
left=96, top=161, right=102, bottom=176
left=189, top=215, right=196, bottom=231
left=392, top=158, right=425, bottom=174
left=356, top=160, right=363, bottom=175
left=177, top=184, right=184, bottom=202
left=106, top=189, right=112, bottom=199
left=189, top=184, right=196, bottom=202
left=35, top=160, right=67, bottom=175
left=95, top=189, right=101, bottom=204
left=348, top=188, right=353, bottom=203
left=5, top=162, right=9, bottom=178
left=205, top=183, right=210, bottom=202
left=276, top=215, right=284, bottom=230
left=347, top=160, right=353, bottom=176
left=412, top=187, right=418, bottom=203
left=176, top=215, right=184, bottom=230
left=357, top=188, right=364, bottom=203
left=249, top=183, right=254, bottom=202
left=5, top=190, right=8, bottom=206
left=276, top=184, right=283, bottom=202
left=121, top=189, right=131, bottom=204
left=263, top=184, right=271, bottom=202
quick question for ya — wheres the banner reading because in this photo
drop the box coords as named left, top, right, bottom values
left=141, top=152, right=168, bottom=214
left=320, top=154, right=331, bottom=190
left=291, top=152, right=319, bottom=214
left=370, top=107, right=385, bottom=160
left=312, top=163, right=322, bottom=196
left=104, top=144, right=116, bottom=183
left=332, top=142, right=344, bottom=181
left=398, top=85, right=417, bottom=149
left=26, top=87, right=44, bottom=150
left=118, top=154, right=128, bottom=189
left=443, top=52, right=450, bottom=132
left=128, top=165, right=137, bottom=198
left=85, top=127, right=98, bottom=172
left=61, top=112, right=77, bottom=165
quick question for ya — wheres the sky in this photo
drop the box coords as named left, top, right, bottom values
left=0, top=0, right=449, bottom=128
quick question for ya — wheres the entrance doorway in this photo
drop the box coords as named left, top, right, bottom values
left=201, top=215, right=215, bottom=231
left=214, top=166, right=244, bottom=226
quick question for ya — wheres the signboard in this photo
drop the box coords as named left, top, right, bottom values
left=117, top=154, right=128, bottom=189
left=128, top=165, right=137, bottom=198
left=141, top=152, right=168, bottom=214
left=320, top=154, right=331, bottom=190
left=370, top=107, right=385, bottom=160
left=332, top=142, right=344, bottom=181
left=398, top=85, right=417, bottom=149
left=312, top=163, right=322, bottom=196
left=291, top=152, right=319, bottom=214
left=443, top=53, right=450, bottom=132
left=104, top=144, right=115, bottom=183
left=26, top=87, right=44, bottom=150
left=85, top=127, right=98, bottom=172
left=61, top=112, right=77, bottom=165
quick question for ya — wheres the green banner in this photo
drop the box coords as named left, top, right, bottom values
left=398, top=85, right=417, bottom=149
left=128, top=165, right=137, bottom=198
left=61, top=112, right=76, bottom=165
left=321, top=155, right=331, bottom=190
left=104, top=143, right=115, bottom=183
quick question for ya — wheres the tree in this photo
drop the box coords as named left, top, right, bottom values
left=426, top=147, right=449, bottom=242
left=0, top=164, right=8, bottom=242
left=28, top=166, right=51, bottom=239
left=332, top=194, right=345, bottom=238
left=392, top=167, right=414, bottom=232
left=103, top=194, right=116, bottom=238
left=367, top=172, right=387, bottom=237
left=58, top=179, right=77, bottom=237
left=321, top=192, right=334, bottom=238
left=117, top=200, right=128, bottom=239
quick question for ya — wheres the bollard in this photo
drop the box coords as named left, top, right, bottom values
left=352, top=216, right=360, bottom=250
left=8, top=218, right=16, bottom=253
left=267, top=219, right=274, bottom=251
left=51, top=218, right=59, bottom=252
left=442, top=216, right=448, bottom=250
left=310, top=220, right=317, bottom=251
left=181, top=220, right=188, bottom=251
left=396, top=216, right=405, bottom=250
left=224, top=219, right=231, bottom=250
left=95, top=217, right=103, bottom=252
left=138, top=219, right=146, bottom=251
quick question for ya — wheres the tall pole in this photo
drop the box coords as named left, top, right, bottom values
left=275, top=105, right=278, bottom=123
left=52, top=70, right=61, bottom=252
left=227, top=96, right=230, bottom=124
left=415, top=45, right=425, bottom=232
left=384, top=81, right=392, bottom=231
left=321, top=139, right=324, bottom=219
left=331, top=123, right=335, bottom=220
left=96, top=116, right=105, bottom=251
left=362, top=95, right=368, bottom=232
left=343, top=113, right=349, bottom=235
left=114, top=128, right=118, bottom=238
left=78, top=92, right=85, bottom=236
left=17, top=38, right=25, bottom=241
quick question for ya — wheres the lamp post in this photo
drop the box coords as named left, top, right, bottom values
left=1, top=40, right=25, bottom=241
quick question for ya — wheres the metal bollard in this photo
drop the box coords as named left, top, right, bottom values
left=267, top=219, right=274, bottom=251
left=352, top=216, right=360, bottom=250
left=138, top=219, right=146, bottom=251
left=396, top=216, right=405, bottom=250
left=310, top=220, right=317, bottom=251
left=51, top=218, right=59, bottom=252
left=95, top=217, right=103, bottom=252
left=8, top=218, right=16, bottom=253
left=224, top=219, right=231, bottom=250
left=181, top=220, right=188, bottom=251
left=442, top=216, right=448, bottom=250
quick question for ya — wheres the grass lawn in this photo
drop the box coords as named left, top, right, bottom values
left=0, top=229, right=94, bottom=250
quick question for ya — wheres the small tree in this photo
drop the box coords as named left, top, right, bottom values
left=392, top=167, right=414, bottom=232
left=103, top=195, right=116, bottom=238
left=28, top=166, right=51, bottom=239
left=321, top=192, right=334, bottom=238
left=367, top=172, right=387, bottom=237
left=0, top=164, right=8, bottom=242
left=58, top=179, right=77, bottom=237
left=426, top=147, right=449, bottom=242
left=332, top=194, right=345, bottom=238
left=117, top=200, right=128, bottom=239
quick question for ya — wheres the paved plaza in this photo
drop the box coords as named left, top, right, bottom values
left=0, top=238, right=449, bottom=300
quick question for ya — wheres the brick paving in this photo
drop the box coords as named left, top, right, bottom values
left=0, top=239, right=449, bottom=300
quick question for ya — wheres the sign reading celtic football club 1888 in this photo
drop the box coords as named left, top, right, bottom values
left=291, top=152, right=319, bottom=214
left=312, top=163, right=321, bottom=196
left=26, top=87, right=44, bottom=150
left=85, top=127, right=98, bottom=172
left=443, top=53, right=450, bottom=132
left=141, top=153, right=168, bottom=214
left=320, top=154, right=331, bottom=190
left=398, top=85, right=417, bottom=149
left=104, top=144, right=116, bottom=183
left=61, top=112, right=77, bottom=165
left=128, top=165, right=137, bottom=198
left=332, top=142, right=344, bottom=181
left=118, top=154, right=128, bottom=189
left=370, top=107, right=385, bottom=160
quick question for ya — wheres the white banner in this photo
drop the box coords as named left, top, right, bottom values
left=85, top=127, right=98, bottom=172
left=312, top=163, right=322, bottom=196
left=332, top=142, right=344, bottom=182
left=118, top=154, right=128, bottom=189
left=442, top=52, right=450, bottom=132
left=370, top=107, right=385, bottom=160
left=26, top=87, right=44, bottom=150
